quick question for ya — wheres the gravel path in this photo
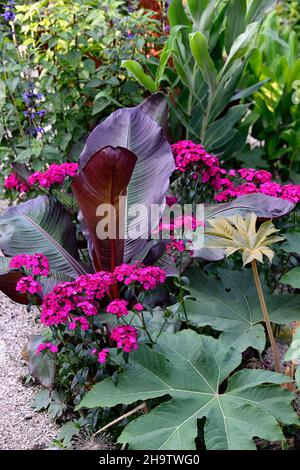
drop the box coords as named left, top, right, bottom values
left=0, top=293, right=58, bottom=449
left=0, top=200, right=58, bottom=449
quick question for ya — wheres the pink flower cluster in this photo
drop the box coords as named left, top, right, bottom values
left=10, top=253, right=50, bottom=277
left=68, top=316, right=89, bottom=331
left=215, top=177, right=300, bottom=203
left=106, top=299, right=129, bottom=318
left=172, top=140, right=300, bottom=204
left=28, top=162, right=78, bottom=189
left=36, top=342, right=58, bottom=354
left=4, top=173, right=29, bottom=193
left=10, top=253, right=50, bottom=297
left=41, top=264, right=166, bottom=326
left=16, top=275, right=42, bottom=295
left=110, top=325, right=138, bottom=353
left=4, top=163, right=78, bottom=194
left=166, top=239, right=186, bottom=262
left=41, top=271, right=114, bottom=326
left=114, top=264, right=166, bottom=290
left=98, top=348, right=110, bottom=364
left=172, top=140, right=224, bottom=191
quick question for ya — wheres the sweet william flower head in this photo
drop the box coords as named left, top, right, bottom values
left=110, top=325, right=138, bottom=353
left=16, top=276, right=42, bottom=295
left=98, top=348, right=110, bottom=364
left=36, top=342, right=58, bottom=355
left=106, top=299, right=129, bottom=317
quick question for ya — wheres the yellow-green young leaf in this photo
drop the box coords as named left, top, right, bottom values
left=205, top=213, right=284, bottom=266
left=122, top=60, right=158, bottom=93
left=189, top=32, right=217, bottom=92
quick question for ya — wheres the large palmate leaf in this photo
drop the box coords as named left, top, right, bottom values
left=72, top=146, right=137, bottom=272
left=0, top=196, right=85, bottom=278
left=78, top=330, right=297, bottom=450
left=183, top=268, right=300, bottom=352
left=76, top=97, right=175, bottom=265
left=281, top=268, right=300, bottom=289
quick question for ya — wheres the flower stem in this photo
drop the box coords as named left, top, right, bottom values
left=251, top=260, right=280, bottom=373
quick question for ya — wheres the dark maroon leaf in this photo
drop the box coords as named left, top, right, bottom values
left=72, top=146, right=137, bottom=272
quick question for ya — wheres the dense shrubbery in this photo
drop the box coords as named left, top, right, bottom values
left=0, top=0, right=300, bottom=451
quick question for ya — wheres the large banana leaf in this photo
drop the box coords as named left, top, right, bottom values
left=0, top=196, right=85, bottom=278
left=204, top=193, right=295, bottom=220
left=76, top=97, right=175, bottom=266
left=137, top=93, right=170, bottom=141
left=78, top=330, right=297, bottom=450
left=72, top=146, right=137, bottom=272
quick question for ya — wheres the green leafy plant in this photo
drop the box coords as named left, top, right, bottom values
left=77, top=330, right=298, bottom=450
left=123, top=0, right=276, bottom=152
left=0, top=0, right=164, bottom=180
left=182, top=268, right=300, bottom=353
left=236, top=7, right=300, bottom=178
left=206, top=213, right=285, bottom=372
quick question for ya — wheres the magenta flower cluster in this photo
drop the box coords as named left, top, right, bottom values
left=10, top=253, right=50, bottom=296
left=41, top=271, right=114, bottom=327
left=16, top=275, right=42, bottom=295
left=106, top=299, right=129, bottom=317
left=4, top=162, right=78, bottom=193
left=172, top=140, right=224, bottom=191
left=114, top=263, right=166, bottom=290
left=10, top=253, right=50, bottom=276
left=98, top=348, right=110, bottom=364
left=28, top=162, right=78, bottom=189
left=215, top=179, right=300, bottom=203
left=110, top=325, right=138, bottom=353
left=172, top=140, right=300, bottom=204
left=36, top=342, right=58, bottom=355
left=4, top=174, right=29, bottom=193
left=40, top=263, right=166, bottom=356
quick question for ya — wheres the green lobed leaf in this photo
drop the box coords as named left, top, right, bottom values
left=184, top=268, right=300, bottom=352
left=281, top=268, right=300, bottom=289
left=77, top=330, right=297, bottom=450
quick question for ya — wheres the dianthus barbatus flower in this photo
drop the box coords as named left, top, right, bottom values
left=110, top=325, right=138, bottom=353
left=36, top=342, right=58, bottom=354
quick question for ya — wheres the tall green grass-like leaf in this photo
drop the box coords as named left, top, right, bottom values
left=189, top=32, right=217, bottom=92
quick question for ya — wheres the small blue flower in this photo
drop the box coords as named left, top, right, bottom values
left=2, top=1, right=15, bottom=22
